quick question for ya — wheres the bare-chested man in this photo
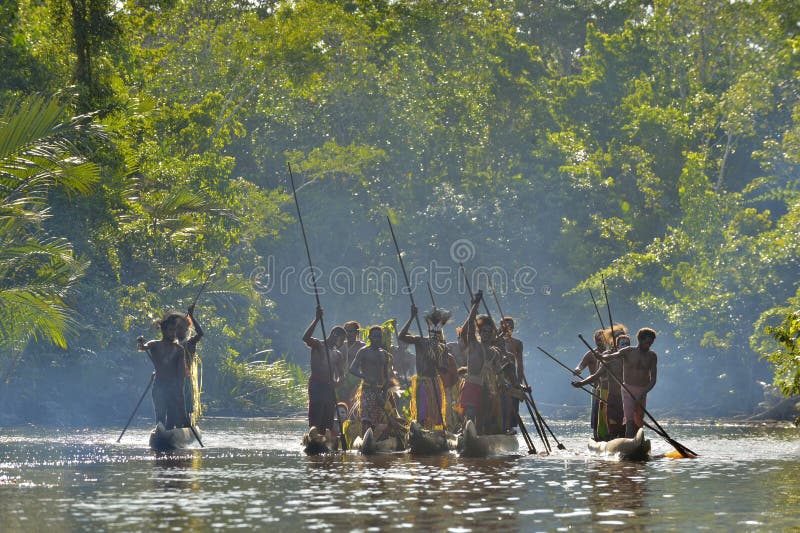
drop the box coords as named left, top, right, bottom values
left=574, top=329, right=607, bottom=439
left=350, top=326, right=397, bottom=439
left=459, top=291, right=504, bottom=434
left=572, top=334, right=628, bottom=440
left=302, top=306, right=346, bottom=433
left=601, top=328, right=657, bottom=438
left=399, top=305, right=451, bottom=430
left=340, top=320, right=365, bottom=405
left=500, top=317, right=527, bottom=433
left=138, top=308, right=198, bottom=429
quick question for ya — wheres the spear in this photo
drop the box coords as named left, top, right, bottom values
left=190, top=255, right=223, bottom=308
left=289, top=163, right=347, bottom=451
left=427, top=280, right=437, bottom=309
left=536, top=345, right=608, bottom=403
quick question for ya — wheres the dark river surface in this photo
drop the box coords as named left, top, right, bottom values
left=1, top=418, right=797, bottom=531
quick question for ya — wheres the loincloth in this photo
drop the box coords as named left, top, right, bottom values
left=410, top=375, right=445, bottom=429
left=621, top=384, right=647, bottom=427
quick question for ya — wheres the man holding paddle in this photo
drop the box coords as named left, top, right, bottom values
left=302, top=306, right=347, bottom=434
left=600, top=328, right=658, bottom=438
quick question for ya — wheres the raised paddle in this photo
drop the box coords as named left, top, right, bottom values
left=117, top=371, right=155, bottom=443
left=588, top=288, right=606, bottom=331
left=289, top=162, right=347, bottom=451
left=190, top=255, right=223, bottom=308
left=388, top=217, right=445, bottom=430
left=578, top=334, right=697, bottom=458
left=460, top=266, right=548, bottom=452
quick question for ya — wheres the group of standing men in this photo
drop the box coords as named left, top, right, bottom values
left=303, top=289, right=529, bottom=445
left=302, top=290, right=659, bottom=446
left=572, top=325, right=658, bottom=440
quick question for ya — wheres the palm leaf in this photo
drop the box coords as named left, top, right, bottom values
left=0, top=95, right=103, bottom=354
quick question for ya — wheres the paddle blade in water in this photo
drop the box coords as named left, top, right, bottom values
left=665, top=448, right=697, bottom=459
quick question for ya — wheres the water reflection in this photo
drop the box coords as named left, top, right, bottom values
left=0, top=420, right=797, bottom=530
left=584, top=462, right=647, bottom=530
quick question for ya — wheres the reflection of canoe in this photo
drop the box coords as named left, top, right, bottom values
left=302, top=426, right=338, bottom=455
left=352, top=427, right=404, bottom=455
left=588, top=428, right=651, bottom=461
left=149, top=422, right=199, bottom=452
left=457, top=420, right=519, bottom=457
left=408, top=421, right=456, bottom=455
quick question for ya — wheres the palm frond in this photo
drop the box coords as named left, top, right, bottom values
left=0, top=95, right=102, bottom=352
left=147, top=189, right=210, bottom=218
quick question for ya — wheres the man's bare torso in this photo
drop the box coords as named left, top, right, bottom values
left=618, top=346, right=656, bottom=387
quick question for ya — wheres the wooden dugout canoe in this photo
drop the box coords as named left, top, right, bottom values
left=148, top=422, right=200, bottom=452
left=302, top=426, right=338, bottom=455
left=352, top=427, right=405, bottom=455
left=408, top=421, right=457, bottom=456
left=457, top=420, right=519, bottom=457
left=587, top=427, right=651, bottom=461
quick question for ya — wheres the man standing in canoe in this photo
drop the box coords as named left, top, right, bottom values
left=350, top=325, right=407, bottom=441
left=340, top=320, right=365, bottom=406
left=399, top=304, right=451, bottom=430
left=572, top=333, right=628, bottom=440
left=574, top=329, right=607, bottom=439
left=302, top=306, right=347, bottom=434
left=138, top=308, right=197, bottom=429
left=601, top=328, right=658, bottom=438
left=459, top=292, right=484, bottom=429
left=459, top=291, right=504, bottom=434
left=500, top=316, right=526, bottom=434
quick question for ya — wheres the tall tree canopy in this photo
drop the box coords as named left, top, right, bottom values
left=0, top=0, right=797, bottom=421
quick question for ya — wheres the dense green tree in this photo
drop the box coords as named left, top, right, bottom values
left=1, top=0, right=798, bottom=420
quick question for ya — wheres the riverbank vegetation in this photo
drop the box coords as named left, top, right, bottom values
left=0, top=0, right=798, bottom=424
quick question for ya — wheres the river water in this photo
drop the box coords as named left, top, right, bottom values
left=0, top=418, right=797, bottom=531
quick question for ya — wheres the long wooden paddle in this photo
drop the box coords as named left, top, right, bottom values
left=117, top=372, right=155, bottom=443
left=578, top=335, right=697, bottom=458
left=187, top=420, right=204, bottom=447
left=516, top=412, right=537, bottom=454
left=536, top=346, right=609, bottom=403
left=289, top=163, right=347, bottom=451
left=388, top=217, right=445, bottom=429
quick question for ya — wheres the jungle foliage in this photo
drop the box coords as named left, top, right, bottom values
left=0, top=0, right=798, bottom=422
